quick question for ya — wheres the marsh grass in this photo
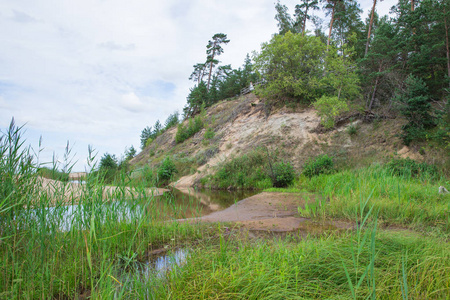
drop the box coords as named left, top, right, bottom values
left=0, top=121, right=214, bottom=299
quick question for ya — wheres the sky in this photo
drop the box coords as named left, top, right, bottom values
left=0, top=0, right=396, bottom=172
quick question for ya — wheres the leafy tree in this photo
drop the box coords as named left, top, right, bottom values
left=206, top=33, right=230, bottom=91
left=253, top=31, right=359, bottom=104
left=313, top=95, right=349, bottom=128
left=253, top=32, right=327, bottom=102
left=99, top=153, right=118, bottom=170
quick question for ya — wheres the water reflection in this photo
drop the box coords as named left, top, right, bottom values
left=142, top=248, right=188, bottom=278
left=18, top=188, right=258, bottom=232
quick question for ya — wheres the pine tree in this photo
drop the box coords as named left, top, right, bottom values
left=206, top=33, right=230, bottom=91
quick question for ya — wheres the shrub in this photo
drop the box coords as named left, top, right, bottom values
left=271, top=161, right=295, bottom=187
left=302, top=154, right=334, bottom=178
left=157, top=157, right=178, bottom=181
left=386, top=158, right=438, bottom=180
left=204, top=127, right=215, bottom=140
left=313, top=96, right=349, bottom=128
left=175, top=115, right=204, bottom=144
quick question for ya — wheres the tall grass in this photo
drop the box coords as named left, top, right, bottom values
left=0, top=120, right=214, bottom=299
left=296, top=164, right=450, bottom=232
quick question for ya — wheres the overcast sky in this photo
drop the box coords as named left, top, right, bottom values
left=0, top=0, right=395, bottom=172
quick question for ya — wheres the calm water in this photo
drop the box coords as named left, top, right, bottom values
left=22, top=188, right=258, bottom=232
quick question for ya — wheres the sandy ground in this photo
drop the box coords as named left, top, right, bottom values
left=37, top=177, right=168, bottom=205
left=180, top=192, right=353, bottom=233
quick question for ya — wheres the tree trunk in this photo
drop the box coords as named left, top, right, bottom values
left=365, top=0, right=377, bottom=57
left=368, top=65, right=382, bottom=110
left=411, top=0, right=414, bottom=12
left=302, top=6, right=309, bottom=34
left=445, top=7, right=450, bottom=87
left=327, top=3, right=336, bottom=52
left=206, top=43, right=216, bottom=92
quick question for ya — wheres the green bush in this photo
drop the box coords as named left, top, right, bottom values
left=207, top=149, right=272, bottom=189
left=271, top=161, right=295, bottom=187
left=386, top=158, right=438, bottom=180
left=157, top=157, right=178, bottom=181
left=175, top=115, right=204, bottom=144
left=204, top=127, right=215, bottom=140
left=302, top=154, right=334, bottom=178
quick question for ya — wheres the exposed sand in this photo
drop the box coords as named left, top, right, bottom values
left=37, top=177, right=168, bottom=205
left=181, top=192, right=353, bottom=233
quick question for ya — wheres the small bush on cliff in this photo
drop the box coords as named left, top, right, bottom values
left=157, top=157, right=177, bottom=182
left=302, top=154, right=334, bottom=178
left=175, top=115, right=204, bottom=144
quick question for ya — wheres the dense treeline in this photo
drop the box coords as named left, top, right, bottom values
left=180, top=0, right=449, bottom=147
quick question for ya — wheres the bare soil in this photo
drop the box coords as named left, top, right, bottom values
left=37, top=177, right=168, bottom=205
left=181, top=192, right=353, bottom=233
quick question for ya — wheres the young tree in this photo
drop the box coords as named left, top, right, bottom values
left=125, top=146, right=136, bottom=161
left=140, top=126, right=153, bottom=149
left=153, top=120, right=162, bottom=136
left=393, top=75, right=435, bottom=144
left=206, top=33, right=230, bottom=91
left=164, top=111, right=180, bottom=130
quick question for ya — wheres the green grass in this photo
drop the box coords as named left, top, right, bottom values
left=294, top=164, right=450, bottom=232
left=2, top=120, right=450, bottom=299
left=0, top=121, right=215, bottom=299
left=146, top=230, right=450, bottom=299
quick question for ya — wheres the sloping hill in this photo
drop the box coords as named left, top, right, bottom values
left=131, top=93, right=443, bottom=187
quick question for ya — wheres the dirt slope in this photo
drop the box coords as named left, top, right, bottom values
left=131, top=93, right=433, bottom=188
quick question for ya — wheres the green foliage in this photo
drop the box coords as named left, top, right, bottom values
left=347, top=123, right=358, bottom=135
left=157, top=156, right=178, bottom=182
left=125, top=145, right=136, bottom=161
left=184, top=81, right=208, bottom=117
left=205, top=149, right=297, bottom=189
left=253, top=32, right=360, bottom=104
left=99, top=153, right=118, bottom=183
left=394, top=75, right=435, bottom=145
left=253, top=32, right=326, bottom=102
left=386, top=158, right=439, bottom=180
left=313, top=96, right=349, bottom=128
left=206, top=149, right=272, bottom=189
left=271, top=161, right=296, bottom=187
left=140, top=126, right=153, bottom=149
left=175, top=115, right=204, bottom=144
left=302, top=154, right=334, bottom=178
left=203, top=127, right=215, bottom=140
left=164, top=111, right=180, bottom=130
left=37, top=167, right=69, bottom=182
